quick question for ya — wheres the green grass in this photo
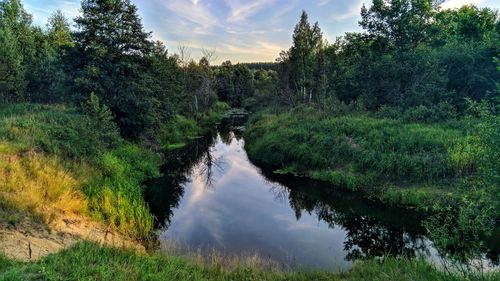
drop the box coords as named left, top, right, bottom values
left=245, top=108, right=485, bottom=210
left=160, top=102, right=230, bottom=149
left=1, top=242, right=490, bottom=281
left=0, top=103, right=160, bottom=240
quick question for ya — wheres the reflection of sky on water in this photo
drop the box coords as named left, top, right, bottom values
left=160, top=134, right=351, bottom=269
left=149, top=129, right=500, bottom=270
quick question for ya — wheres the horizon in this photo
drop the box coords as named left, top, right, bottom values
left=23, top=0, right=500, bottom=65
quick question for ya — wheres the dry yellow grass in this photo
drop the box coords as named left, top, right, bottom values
left=0, top=150, right=88, bottom=223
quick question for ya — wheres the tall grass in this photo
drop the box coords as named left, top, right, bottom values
left=1, top=242, right=487, bottom=281
left=0, top=151, right=87, bottom=223
left=245, top=108, right=484, bottom=209
left=0, top=104, right=160, bottom=240
left=160, top=102, right=230, bottom=149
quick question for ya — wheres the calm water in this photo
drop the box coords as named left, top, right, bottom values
left=145, top=120, right=499, bottom=270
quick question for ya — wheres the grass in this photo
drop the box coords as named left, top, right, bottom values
left=244, top=107, right=485, bottom=211
left=160, top=102, right=230, bottom=149
left=0, top=103, right=160, bottom=240
left=1, top=242, right=491, bottom=281
left=0, top=152, right=87, bottom=223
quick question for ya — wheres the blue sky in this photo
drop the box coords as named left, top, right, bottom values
left=23, top=0, right=500, bottom=64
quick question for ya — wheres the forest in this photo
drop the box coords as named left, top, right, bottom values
left=0, top=0, right=499, bottom=280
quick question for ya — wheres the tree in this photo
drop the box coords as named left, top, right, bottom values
left=360, top=0, right=436, bottom=50
left=0, top=0, right=35, bottom=102
left=81, top=92, right=120, bottom=147
left=47, top=10, right=73, bottom=49
left=215, top=60, right=235, bottom=103
left=74, top=0, right=156, bottom=139
left=232, top=64, right=254, bottom=107
left=288, top=11, right=324, bottom=104
left=28, top=11, right=73, bottom=103
left=0, top=26, right=23, bottom=103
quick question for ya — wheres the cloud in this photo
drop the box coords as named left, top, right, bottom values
left=330, top=0, right=365, bottom=22
left=440, top=0, right=486, bottom=9
left=225, top=0, right=276, bottom=23
left=318, top=0, right=332, bottom=6
left=162, top=0, right=219, bottom=30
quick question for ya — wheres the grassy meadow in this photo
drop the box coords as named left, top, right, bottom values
left=245, top=108, right=488, bottom=211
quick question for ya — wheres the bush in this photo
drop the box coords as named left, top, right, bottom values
left=0, top=103, right=120, bottom=158
left=376, top=102, right=457, bottom=123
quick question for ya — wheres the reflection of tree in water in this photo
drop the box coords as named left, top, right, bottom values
left=145, top=130, right=219, bottom=228
left=219, top=114, right=245, bottom=145
left=260, top=162, right=499, bottom=266
left=194, top=144, right=225, bottom=189
left=145, top=114, right=246, bottom=229
left=265, top=174, right=430, bottom=262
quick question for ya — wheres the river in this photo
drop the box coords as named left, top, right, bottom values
left=144, top=116, right=499, bottom=271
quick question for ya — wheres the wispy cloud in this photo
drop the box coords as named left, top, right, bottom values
left=441, top=0, right=486, bottom=9
left=318, top=0, right=332, bottom=6
left=161, top=0, right=219, bottom=31
left=330, top=0, right=365, bottom=22
left=225, top=0, right=276, bottom=23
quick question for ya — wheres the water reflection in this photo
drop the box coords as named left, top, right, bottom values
left=264, top=173, right=432, bottom=263
left=145, top=118, right=498, bottom=270
left=145, top=133, right=217, bottom=227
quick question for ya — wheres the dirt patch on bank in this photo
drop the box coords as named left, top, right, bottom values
left=0, top=209, right=144, bottom=261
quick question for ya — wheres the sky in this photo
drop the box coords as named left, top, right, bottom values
left=23, top=0, right=500, bottom=64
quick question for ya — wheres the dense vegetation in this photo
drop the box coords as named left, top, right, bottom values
left=243, top=0, right=500, bottom=276
left=0, top=103, right=160, bottom=239
left=1, top=242, right=493, bottom=281
left=0, top=0, right=499, bottom=279
left=246, top=110, right=471, bottom=208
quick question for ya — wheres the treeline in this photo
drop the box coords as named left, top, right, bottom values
left=1, top=0, right=499, bottom=138
left=0, top=0, right=276, bottom=144
left=273, top=2, right=499, bottom=121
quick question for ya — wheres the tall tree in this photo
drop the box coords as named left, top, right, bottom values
left=0, top=0, right=35, bottom=102
left=287, top=11, right=324, bottom=105
left=28, top=11, right=73, bottom=103
left=0, top=25, right=23, bottom=103
left=74, top=0, right=156, bottom=139
left=360, top=0, right=436, bottom=50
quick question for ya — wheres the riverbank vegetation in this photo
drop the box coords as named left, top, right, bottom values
left=0, top=0, right=499, bottom=279
left=246, top=110, right=474, bottom=209
left=0, top=0, right=229, bottom=241
left=244, top=0, right=499, bottom=213
left=244, top=1, right=500, bottom=275
left=1, top=242, right=495, bottom=281
left=0, top=102, right=160, bottom=240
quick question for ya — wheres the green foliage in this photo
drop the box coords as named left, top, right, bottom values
left=215, top=61, right=255, bottom=107
left=0, top=103, right=160, bottom=240
left=424, top=191, right=495, bottom=276
left=0, top=242, right=487, bottom=281
left=245, top=109, right=482, bottom=209
left=160, top=102, right=229, bottom=149
left=81, top=92, right=121, bottom=147
left=270, top=2, right=499, bottom=117
left=160, top=115, right=200, bottom=148
left=377, top=102, right=458, bottom=123
left=247, top=109, right=472, bottom=181
left=0, top=103, right=116, bottom=158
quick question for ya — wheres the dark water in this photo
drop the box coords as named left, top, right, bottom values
left=145, top=119, right=499, bottom=271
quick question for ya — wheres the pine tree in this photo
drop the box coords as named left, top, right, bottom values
left=74, top=0, right=156, bottom=139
